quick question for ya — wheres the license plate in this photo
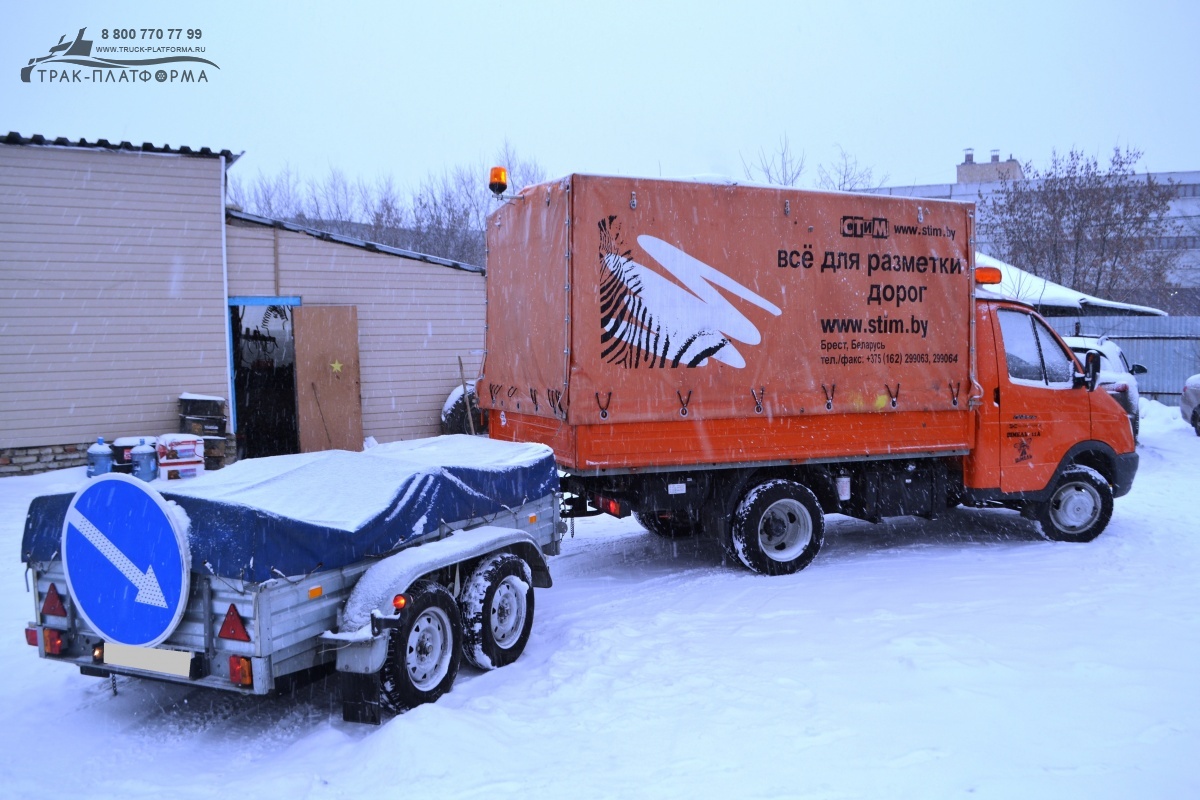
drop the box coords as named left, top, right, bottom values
left=104, top=641, right=193, bottom=677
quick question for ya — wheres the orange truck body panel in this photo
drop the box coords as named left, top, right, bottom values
left=485, top=175, right=978, bottom=471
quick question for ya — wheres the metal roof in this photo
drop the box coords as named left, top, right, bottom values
left=3, top=131, right=240, bottom=164
left=226, top=209, right=484, bottom=274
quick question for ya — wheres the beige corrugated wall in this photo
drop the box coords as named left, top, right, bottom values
left=0, top=144, right=229, bottom=450
left=225, top=220, right=485, bottom=442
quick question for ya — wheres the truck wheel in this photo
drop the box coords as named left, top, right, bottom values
left=731, top=479, right=824, bottom=575
left=633, top=509, right=698, bottom=538
left=1033, top=466, right=1113, bottom=543
left=380, top=580, right=462, bottom=711
left=460, top=554, right=534, bottom=670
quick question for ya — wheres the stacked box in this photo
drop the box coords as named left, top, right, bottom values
left=157, top=433, right=204, bottom=480
left=159, top=462, right=205, bottom=481
left=203, top=436, right=226, bottom=471
left=179, top=393, right=227, bottom=468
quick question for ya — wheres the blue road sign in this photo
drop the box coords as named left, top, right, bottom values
left=62, top=474, right=191, bottom=647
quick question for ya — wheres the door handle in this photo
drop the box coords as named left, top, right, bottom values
left=993, top=387, right=1000, bottom=405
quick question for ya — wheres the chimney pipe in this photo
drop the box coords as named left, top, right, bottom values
left=964, top=148, right=974, bottom=164
left=990, top=149, right=1000, bottom=163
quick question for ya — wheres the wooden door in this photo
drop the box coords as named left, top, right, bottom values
left=293, top=306, right=363, bottom=452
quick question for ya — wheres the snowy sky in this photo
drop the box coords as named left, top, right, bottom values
left=3, top=1, right=1199, bottom=193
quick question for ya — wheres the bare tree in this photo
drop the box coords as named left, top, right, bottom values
left=741, top=134, right=806, bottom=187
left=979, top=146, right=1181, bottom=307
left=225, top=143, right=545, bottom=267
left=494, top=137, right=547, bottom=196
left=227, top=165, right=304, bottom=219
left=815, top=146, right=887, bottom=192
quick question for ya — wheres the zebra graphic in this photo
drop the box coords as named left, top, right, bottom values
left=597, top=216, right=782, bottom=369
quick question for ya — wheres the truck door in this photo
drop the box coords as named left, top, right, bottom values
left=992, top=307, right=1090, bottom=494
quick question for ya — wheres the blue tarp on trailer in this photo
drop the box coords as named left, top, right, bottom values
left=22, top=436, right=558, bottom=582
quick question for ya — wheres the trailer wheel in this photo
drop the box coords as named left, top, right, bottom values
left=460, top=554, right=535, bottom=670
left=731, top=479, right=824, bottom=575
left=633, top=510, right=698, bottom=538
left=380, top=580, right=462, bottom=711
left=1033, top=465, right=1113, bottom=543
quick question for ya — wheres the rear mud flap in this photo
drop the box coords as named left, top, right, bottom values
left=340, top=671, right=383, bottom=725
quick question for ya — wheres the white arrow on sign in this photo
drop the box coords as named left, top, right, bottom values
left=65, top=507, right=168, bottom=608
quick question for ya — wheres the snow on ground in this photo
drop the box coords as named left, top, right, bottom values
left=1, top=403, right=1197, bottom=799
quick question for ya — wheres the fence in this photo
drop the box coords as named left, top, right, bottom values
left=1047, top=316, right=1200, bottom=406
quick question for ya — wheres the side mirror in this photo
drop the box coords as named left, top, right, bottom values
left=1083, top=350, right=1102, bottom=392
left=1130, top=363, right=1148, bottom=376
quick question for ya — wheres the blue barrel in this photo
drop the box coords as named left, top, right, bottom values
left=131, top=438, right=157, bottom=482
left=86, top=437, right=113, bottom=478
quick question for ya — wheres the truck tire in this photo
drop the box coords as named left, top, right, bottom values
left=633, top=509, right=698, bottom=538
left=731, top=479, right=824, bottom=576
left=1033, top=465, right=1113, bottom=543
left=459, top=554, right=534, bottom=670
left=1192, top=409, right=1200, bottom=437
left=380, top=580, right=462, bottom=711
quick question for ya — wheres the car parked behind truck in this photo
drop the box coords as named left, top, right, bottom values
left=1064, top=334, right=1146, bottom=440
left=481, top=175, right=1137, bottom=575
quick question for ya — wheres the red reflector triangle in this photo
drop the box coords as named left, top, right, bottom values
left=41, top=583, right=67, bottom=617
left=218, top=603, right=250, bottom=642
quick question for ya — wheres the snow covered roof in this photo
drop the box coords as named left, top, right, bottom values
left=227, top=209, right=484, bottom=274
left=975, top=252, right=1166, bottom=317
left=3, top=131, right=240, bottom=164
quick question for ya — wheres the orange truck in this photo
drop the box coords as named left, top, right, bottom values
left=482, top=175, right=1138, bottom=575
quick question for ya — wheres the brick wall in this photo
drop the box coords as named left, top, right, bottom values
left=0, top=443, right=89, bottom=475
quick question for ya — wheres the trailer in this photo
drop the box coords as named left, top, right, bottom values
left=21, top=435, right=561, bottom=724
left=482, top=175, right=1137, bottom=574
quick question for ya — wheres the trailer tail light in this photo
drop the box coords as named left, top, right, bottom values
left=229, top=656, right=252, bottom=686
left=218, top=604, right=250, bottom=642
left=392, top=593, right=410, bottom=611
left=92, top=643, right=104, bottom=663
left=25, top=628, right=38, bottom=647
left=43, top=628, right=64, bottom=655
left=41, top=583, right=67, bottom=617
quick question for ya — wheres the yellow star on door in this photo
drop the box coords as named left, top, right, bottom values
left=330, top=359, right=343, bottom=373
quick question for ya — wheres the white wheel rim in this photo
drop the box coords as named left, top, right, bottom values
left=406, top=606, right=453, bottom=691
left=757, top=498, right=813, bottom=562
left=1050, top=482, right=1101, bottom=533
left=490, top=576, right=527, bottom=649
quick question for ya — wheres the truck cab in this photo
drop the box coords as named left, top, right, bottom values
left=964, top=297, right=1138, bottom=540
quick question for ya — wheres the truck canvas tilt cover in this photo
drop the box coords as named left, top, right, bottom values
left=483, top=174, right=1138, bottom=575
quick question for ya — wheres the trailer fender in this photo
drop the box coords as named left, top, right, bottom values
left=328, top=526, right=549, bottom=674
